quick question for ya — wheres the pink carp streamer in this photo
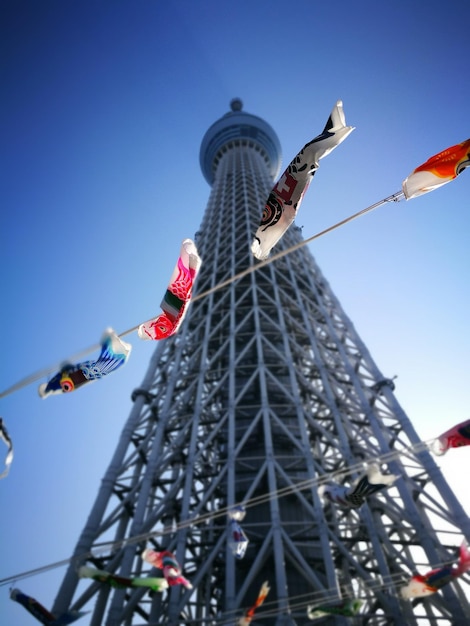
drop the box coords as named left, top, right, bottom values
left=141, top=548, right=193, bottom=589
left=138, top=238, right=202, bottom=340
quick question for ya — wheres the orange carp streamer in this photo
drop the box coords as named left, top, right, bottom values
left=402, top=138, right=470, bottom=199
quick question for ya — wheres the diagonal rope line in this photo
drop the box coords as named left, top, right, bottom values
left=0, top=192, right=404, bottom=400
left=0, top=438, right=447, bottom=588
left=190, top=191, right=403, bottom=304
left=136, top=562, right=469, bottom=625
left=55, top=558, right=470, bottom=626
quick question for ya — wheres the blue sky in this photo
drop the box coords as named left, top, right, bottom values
left=1, top=1, right=469, bottom=623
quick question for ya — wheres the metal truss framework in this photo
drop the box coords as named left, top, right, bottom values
left=53, top=137, right=470, bottom=626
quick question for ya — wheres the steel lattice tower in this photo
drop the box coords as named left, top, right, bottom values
left=53, top=100, right=470, bottom=626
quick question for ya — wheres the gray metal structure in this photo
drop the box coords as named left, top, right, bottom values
left=53, top=100, right=470, bottom=625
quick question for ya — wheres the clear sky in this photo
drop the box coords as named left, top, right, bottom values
left=1, top=1, right=469, bottom=623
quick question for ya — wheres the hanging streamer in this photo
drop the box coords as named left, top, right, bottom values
left=319, top=464, right=398, bottom=508
left=429, top=418, right=470, bottom=456
left=138, top=238, right=202, bottom=340
left=401, top=540, right=470, bottom=599
left=238, top=581, right=270, bottom=625
left=38, top=328, right=131, bottom=398
left=251, top=100, right=354, bottom=260
left=227, top=505, right=249, bottom=559
left=141, top=549, right=193, bottom=589
left=10, top=588, right=87, bottom=625
left=307, top=597, right=363, bottom=620
left=78, top=565, right=168, bottom=592
left=402, top=138, right=470, bottom=199
left=0, top=418, right=13, bottom=479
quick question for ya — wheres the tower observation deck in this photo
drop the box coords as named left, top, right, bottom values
left=200, top=97, right=282, bottom=185
left=52, top=101, right=470, bottom=626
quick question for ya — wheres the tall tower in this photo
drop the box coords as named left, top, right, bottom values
left=53, top=100, right=470, bottom=625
